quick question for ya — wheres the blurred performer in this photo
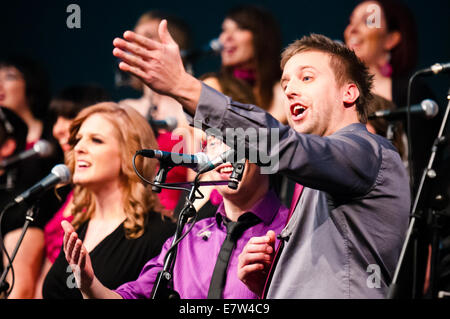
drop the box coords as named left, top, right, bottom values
left=344, top=0, right=441, bottom=298
left=202, top=5, right=286, bottom=123
left=119, top=11, right=196, bottom=213
left=0, top=56, right=62, bottom=298
left=344, top=0, right=438, bottom=189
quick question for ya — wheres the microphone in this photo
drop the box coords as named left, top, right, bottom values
left=197, top=149, right=237, bottom=175
left=415, top=62, right=450, bottom=76
left=368, top=99, right=439, bottom=121
left=136, top=149, right=210, bottom=171
left=13, top=164, right=71, bottom=205
left=0, top=140, right=53, bottom=169
left=228, top=158, right=246, bottom=190
left=149, top=117, right=178, bottom=132
left=180, top=38, right=223, bottom=62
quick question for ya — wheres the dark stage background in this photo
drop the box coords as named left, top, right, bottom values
left=1, top=0, right=449, bottom=107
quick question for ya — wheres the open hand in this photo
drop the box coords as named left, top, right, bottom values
left=61, top=220, right=94, bottom=292
left=112, top=19, right=198, bottom=101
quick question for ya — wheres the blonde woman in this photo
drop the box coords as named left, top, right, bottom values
left=41, top=102, right=176, bottom=299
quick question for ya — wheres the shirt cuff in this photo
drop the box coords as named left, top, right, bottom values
left=192, top=82, right=229, bottom=132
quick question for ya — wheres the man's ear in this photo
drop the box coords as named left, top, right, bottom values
left=343, top=83, right=360, bottom=108
left=0, top=138, right=17, bottom=158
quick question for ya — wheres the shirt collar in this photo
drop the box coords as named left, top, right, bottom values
left=335, top=122, right=367, bottom=134
left=215, top=189, right=281, bottom=227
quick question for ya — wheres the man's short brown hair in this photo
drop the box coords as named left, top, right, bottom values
left=281, top=34, right=373, bottom=123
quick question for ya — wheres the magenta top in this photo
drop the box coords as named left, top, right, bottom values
left=43, top=191, right=74, bottom=263
left=156, top=131, right=188, bottom=210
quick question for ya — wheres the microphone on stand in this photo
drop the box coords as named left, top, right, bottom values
left=180, top=38, right=223, bottom=62
left=13, top=164, right=71, bottom=206
left=0, top=140, right=53, bottom=169
left=415, top=62, right=450, bottom=76
left=368, top=99, right=439, bottom=121
left=136, top=149, right=211, bottom=193
left=136, top=148, right=238, bottom=192
left=197, top=149, right=236, bottom=175
left=136, top=149, right=210, bottom=171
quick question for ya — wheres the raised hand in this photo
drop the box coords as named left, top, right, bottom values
left=61, top=220, right=94, bottom=292
left=237, top=230, right=277, bottom=297
left=112, top=19, right=201, bottom=112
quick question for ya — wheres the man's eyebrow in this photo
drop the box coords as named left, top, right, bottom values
left=298, top=65, right=318, bottom=72
left=281, top=65, right=318, bottom=83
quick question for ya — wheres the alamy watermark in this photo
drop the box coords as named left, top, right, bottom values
left=366, top=264, right=381, bottom=289
left=66, top=4, right=81, bottom=29
left=366, top=3, right=381, bottom=29
left=66, top=264, right=80, bottom=289
left=168, top=122, right=281, bottom=175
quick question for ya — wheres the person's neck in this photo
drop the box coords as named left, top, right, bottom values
left=369, top=65, right=389, bottom=80
left=323, top=113, right=360, bottom=137
left=91, top=182, right=126, bottom=221
left=222, top=183, right=269, bottom=222
left=368, top=64, right=393, bottom=101
left=20, top=110, right=43, bottom=143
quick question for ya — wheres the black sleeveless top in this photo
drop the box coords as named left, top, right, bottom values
left=42, top=211, right=176, bottom=299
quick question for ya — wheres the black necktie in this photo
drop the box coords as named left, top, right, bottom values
left=207, top=213, right=260, bottom=299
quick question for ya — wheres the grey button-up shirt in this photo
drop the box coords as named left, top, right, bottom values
left=191, top=83, right=411, bottom=298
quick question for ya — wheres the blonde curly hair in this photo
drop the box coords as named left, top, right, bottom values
left=66, top=102, right=160, bottom=239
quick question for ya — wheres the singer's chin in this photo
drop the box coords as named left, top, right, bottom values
left=71, top=171, right=91, bottom=186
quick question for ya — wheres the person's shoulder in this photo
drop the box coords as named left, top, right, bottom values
left=201, top=76, right=222, bottom=92
left=332, top=123, right=398, bottom=155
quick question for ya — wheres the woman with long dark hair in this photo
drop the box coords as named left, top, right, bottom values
left=203, top=5, right=286, bottom=123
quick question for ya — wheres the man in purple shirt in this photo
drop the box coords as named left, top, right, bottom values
left=61, top=136, right=288, bottom=299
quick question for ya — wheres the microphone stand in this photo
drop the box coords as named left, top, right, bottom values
left=150, top=179, right=229, bottom=299
left=427, top=193, right=449, bottom=298
left=388, top=88, right=450, bottom=299
left=0, top=204, right=38, bottom=298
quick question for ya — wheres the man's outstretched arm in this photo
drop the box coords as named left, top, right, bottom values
left=112, top=19, right=201, bottom=115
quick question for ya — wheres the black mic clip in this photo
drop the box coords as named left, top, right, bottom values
left=228, top=158, right=245, bottom=190
left=152, top=165, right=170, bottom=193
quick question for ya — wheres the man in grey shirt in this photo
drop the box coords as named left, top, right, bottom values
left=112, top=21, right=410, bottom=298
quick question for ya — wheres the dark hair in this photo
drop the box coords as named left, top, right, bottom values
left=0, top=106, right=28, bottom=154
left=0, top=55, right=51, bottom=120
left=372, top=0, right=418, bottom=75
left=281, top=33, right=373, bottom=123
left=224, top=5, right=282, bottom=111
left=135, top=10, right=192, bottom=52
left=50, top=84, right=110, bottom=119
left=200, top=71, right=256, bottom=105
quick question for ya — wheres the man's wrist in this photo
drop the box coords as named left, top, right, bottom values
left=172, top=73, right=202, bottom=116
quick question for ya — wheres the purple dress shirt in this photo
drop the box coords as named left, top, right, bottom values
left=115, top=189, right=288, bottom=299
